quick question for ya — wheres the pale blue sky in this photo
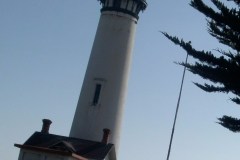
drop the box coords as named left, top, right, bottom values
left=1, top=0, right=239, bottom=160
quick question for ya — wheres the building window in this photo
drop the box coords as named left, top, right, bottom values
left=92, top=83, right=102, bottom=106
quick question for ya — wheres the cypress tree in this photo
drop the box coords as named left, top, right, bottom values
left=162, top=0, right=240, bottom=132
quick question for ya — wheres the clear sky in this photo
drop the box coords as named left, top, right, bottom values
left=1, top=0, right=239, bottom=160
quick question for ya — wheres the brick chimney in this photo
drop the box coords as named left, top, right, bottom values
left=101, top=128, right=111, bottom=144
left=41, top=119, right=52, bottom=134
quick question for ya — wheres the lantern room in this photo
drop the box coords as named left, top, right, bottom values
left=98, top=0, right=147, bottom=19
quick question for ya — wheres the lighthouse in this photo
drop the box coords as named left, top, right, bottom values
left=70, top=0, right=147, bottom=153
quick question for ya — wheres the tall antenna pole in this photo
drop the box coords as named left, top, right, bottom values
left=166, top=53, right=189, bottom=160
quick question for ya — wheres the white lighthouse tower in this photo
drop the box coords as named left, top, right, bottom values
left=70, top=0, right=147, bottom=153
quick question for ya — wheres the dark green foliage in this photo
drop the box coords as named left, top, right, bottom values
left=218, top=116, right=240, bottom=132
left=163, top=0, right=240, bottom=132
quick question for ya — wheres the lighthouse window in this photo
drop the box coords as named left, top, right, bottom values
left=92, top=84, right=102, bottom=106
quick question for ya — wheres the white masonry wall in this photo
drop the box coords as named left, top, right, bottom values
left=18, top=149, right=87, bottom=160
left=17, top=149, right=81, bottom=160
left=70, top=10, right=137, bottom=153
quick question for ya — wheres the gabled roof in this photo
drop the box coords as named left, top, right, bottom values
left=15, top=132, right=115, bottom=160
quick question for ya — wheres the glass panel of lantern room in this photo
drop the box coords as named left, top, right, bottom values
left=131, top=1, right=137, bottom=13
left=105, top=0, right=109, bottom=6
left=132, top=2, right=138, bottom=13
left=120, top=0, right=128, bottom=9
left=114, top=0, right=121, bottom=7
left=108, top=0, right=114, bottom=7
left=127, top=0, right=133, bottom=11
